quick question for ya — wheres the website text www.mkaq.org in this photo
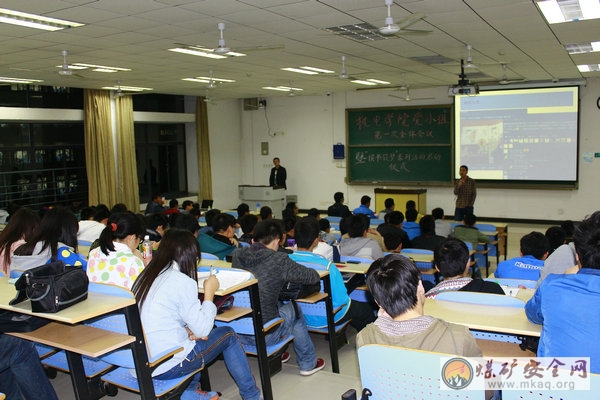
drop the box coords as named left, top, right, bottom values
left=486, top=379, right=575, bottom=391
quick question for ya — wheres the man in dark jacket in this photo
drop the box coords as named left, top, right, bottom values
left=327, top=192, right=352, bottom=218
left=232, top=219, right=325, bottom=376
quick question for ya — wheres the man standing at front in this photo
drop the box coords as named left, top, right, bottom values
left=269, top=157, right=287, bottom=189
left=454, top=165, right=476, bottom=221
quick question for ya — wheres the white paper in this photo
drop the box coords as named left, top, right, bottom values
left=198, top=269, right=253, bottom=291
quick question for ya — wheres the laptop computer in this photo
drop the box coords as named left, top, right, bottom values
left=199, top=199, right=213, bottom=211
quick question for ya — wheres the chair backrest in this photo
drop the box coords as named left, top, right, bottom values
left=239, top=241, right=250, bottom=247
left=369, top=218, right=385, bottom=227
left=340, top=255, right=373, bottom=264
left=358, top=344, right=484, bottom=399
left=435, top=291, right=525, bottom=308
left=325, top=216, right=342, bottom=223
left=400, top=249, right=435, bottom=271
left=474, top=223, right=497, bottom=234
left=201, top=252, right=219, bottom=260
left=0, top=271, right=4, bottom=278
left=485, top=278, right=537, bottom=289
left=401, top=248, right=434, bottom=255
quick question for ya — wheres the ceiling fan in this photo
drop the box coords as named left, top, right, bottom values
left=57, top=50, right=87, bottom=79
left=175, top=23, right=284, bottom=57
left=113, top=81, right=152, bottom=97
left=379, top=0, right=431, bottom=36
left=203, top=89, right=217, bottom=105
left=389, top=86, right=433, bottom=102
left=498, top=63, right=527, bottom=85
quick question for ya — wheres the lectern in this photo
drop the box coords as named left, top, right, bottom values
left=238, top=185, right=286, bottom=219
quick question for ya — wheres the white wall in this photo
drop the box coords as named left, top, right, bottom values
left=203, top=78, right=600, bottom=221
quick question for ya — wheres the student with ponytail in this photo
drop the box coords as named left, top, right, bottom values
left=86, top=212, right=145, bottom=289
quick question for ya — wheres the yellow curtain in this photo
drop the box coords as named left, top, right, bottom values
left=115, top=95, right=140, bottom=212
left=84, top=89, right=118, bottom=207
left=196, top=97, right=213, bottom=200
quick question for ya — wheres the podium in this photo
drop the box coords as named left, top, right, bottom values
left=238, top=185, right=286, bottom=219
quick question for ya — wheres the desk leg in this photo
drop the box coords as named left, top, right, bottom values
left=64, top=351, right=90, bottom=400
left=322, top=274, right=339, bottom=373
left=248, top=283, right=272, bottom=400
left=122, top=304, right=156, bottom=400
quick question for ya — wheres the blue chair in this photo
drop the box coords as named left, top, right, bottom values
left=325, top=216, right=342, bottom=223
left=358, top=344, right=484, bottom=399
left=435, top=291, right=525, bottom=308
left=369, top=218, right=385, bottom=227
left=475, top=223, right=500, bottom=263
left=239, top=241, right=250, bottom=247
left=84, top=283, right=209, bottom=398
left=201, top=252, right=219, bottom=260
left=400, top=248, right=438, bottom=285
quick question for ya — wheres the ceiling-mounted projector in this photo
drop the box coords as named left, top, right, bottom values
left=448, top=84, right=479, bottom=96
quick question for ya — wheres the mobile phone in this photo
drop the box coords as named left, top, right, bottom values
left=346, top=260, right=360, bottom=264
left=286, top=238, right=296, bottom=247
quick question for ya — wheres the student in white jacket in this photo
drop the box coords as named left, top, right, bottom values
left=131, top=229, right=261, bottom=400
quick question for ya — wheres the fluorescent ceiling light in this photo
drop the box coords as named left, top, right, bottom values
left=300, top=66, right=334, bottom=74
left=577, top=64, right=600, bottom=72
left=281, top=67, right=318, bottom=75
left=101, top=85, right=152, bottom=92
left=565, top=41, right=600, bottom=54
left=537, top=0, right=600, bottom=24
left=366, top=79, right=391, bottom=85
left=183, top=76, right=236, bottom=83
left=55, top=64, right=87, bottom=70
left=73, top=63, right=131, bottom=72
left=0, top=76, right=43, bottom=84
left=0, top=8, right=84, bottom=31
left=262, top=86, right=303, bottom=92
left=351, top=80, right=377, bottom=86
left=168, top=47, right=245, bottom=59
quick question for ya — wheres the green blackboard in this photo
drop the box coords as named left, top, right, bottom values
left=346, top=105, right=453, bottom=184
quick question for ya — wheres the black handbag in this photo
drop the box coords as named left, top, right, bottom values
left=9, top=261, right=89, bottom=313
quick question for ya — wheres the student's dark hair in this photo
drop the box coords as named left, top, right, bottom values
left=80, top=207, right=96, bottom=221
left=94, top=208, right=111, bottom=223
left=188, top=207, right=201, bottom=218
left=387, top=211, right=404, bottom=225
left=405, top=208, right=418, bottom=222
left=384, top=198, right=394, bottom=209
left=434, top=238, right=470, bottom=278
left=460, top=165, right=469, bottom=171
left=253, top=219, right=284, bottom=245
left=169, top=199, right=179, bottom=208
left=236, top=203, right=250, bottom=218
left=273, top=157, right=280, bottom=162
left=406, top=200, right=416, bottom=210
left=259, top=206, right=272, bottom=220
left=339, top=217, right=348, bottom=236
left=239, top=214, right=258, bottom=234
left=98, top=212, right=144, bottom=256
left=282, top=202, right=298, bottom=220
left=132, top=229, right=200, bottom=308
left=360, top=195, right=371, bottom=205
left=334, top=192, right=344, bottom=203
left=14, top=207, right=79, bottom=259
left=212, top=213, right=235, bottom=232
left=520, top=231, right=550, bottom=260
left=151, top=193, right=162, bottom=201
left=561, top=220, right=575, bottom=236
left=366, top=254, right=422, bottom=318
left=146, top=213, right=169, bottom=231
left=318, top=218, right=330, bottom=231
left=545, top=226, right=567, bottom=253
left=432, top=207, right=444, bottom=220
left=347, top=214, right=369, bottom=238
left=111, top=203, right=128, bottom=213
left=0, top=208, right=40, bottom=266
left=294, top=217, right=320, bottom=249
left=182, top=200, right=194, bottom=209
left=419, top=215, right=435, bottom=234
left=204, top=208, right=221, bottom=226
left=173, top=213, right=200, bottom=235
left=307, top=208, right=320, bottom=219
left=383, top=234, right=403, bottom=252
left=573, top=211, right=600, bottom=269
left=283, top=217, right=296, bottom=233
left=463, top=213, right=477, bottom=226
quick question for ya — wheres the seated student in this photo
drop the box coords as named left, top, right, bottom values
left=339, top=214, right=384, bottom=260
left=181, top=200, right=194, bottom=213
left=377, top=211, right=411, bottom=250
left=132, top=229, right=261, bottom=400
left=526, top=211, right=600, bottom=373
left=237, top=203, right=250, bottom=219
left=239, top=214, right=258, bottom=244
left=378, top=198, right=395, bottom=220
left=172, top=213, right=200, bottom=237
left=282, top=202, right=299, bottom=221
left=0, top=208, right=40, bottom=275
left=199, top=208, right=221, bottom=235
left=537, top=241, right=578, bottom=288
left=145, top=193, right=167, bottom=214
left=409, top=215, right=445, bottom=251
left=452, top=213, right=491, bottom=250
left=0, top=334, right=59, bottom=400
left=78, top=206, right=106, bottom=243
left=318, top=218, right=338, bottom=245
left=307, top=208, right=320, bottom=220
left=353, top=195, right=376, bottom=219
left=232, top=219, right=326, bottom=376
left=11, top=207, right=87, bottom=274
left=402, top=208, right=421, bottom=240
left=198, top=213, right=238, bottom=260
left=545, top=226, right=567, bottom=254
left=327, top=192, right=352, bottom=218
left=86, top=212, right=145, bottom=288
left=495, top=231, right=550, bottom=281
left=110, top=203, right=128, bottom=214
left=405, top=200, right=423, bottom=222
left=432, top=207, right=452, bottom=237
left=259, top=206, right=272, bottom=221
left=425, top=238, right=504, bottom=298
left=289, top=217, right=376, bottom=331
left=145, top=212, right=168, bottom=243
left=164, top=199, right=180, bottom=216
left=356, top=253, right=482, bottom=357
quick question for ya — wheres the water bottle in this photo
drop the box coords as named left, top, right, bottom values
left=142, top=235, right=152, bottom=260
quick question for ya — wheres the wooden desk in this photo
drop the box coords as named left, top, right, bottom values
left=0, top=277, right=155, bottom=400
left=424, top=298, right=540, bottom=337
